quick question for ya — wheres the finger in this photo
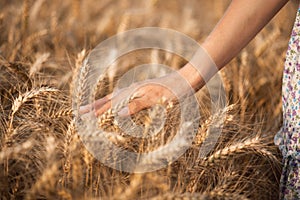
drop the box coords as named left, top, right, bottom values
left=79, top=93, right=112, bottom=114
left=95, top=84, right=146, bottom=116
left=93, top=93, right=112, bottom=110
left=95, top=100, right=112, bottom=117
left=118, top=98, right=149, bottom=117
left=95, top=89, right=134, bottom=116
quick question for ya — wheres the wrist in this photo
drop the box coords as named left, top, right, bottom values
left=178, top=63, right=204, bottom=91
left=178, top=45, right=219, bottom=92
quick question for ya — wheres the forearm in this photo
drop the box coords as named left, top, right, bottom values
left=203, top=0, right=288, bottom=68
left=179, top=0, right=288, bottom=90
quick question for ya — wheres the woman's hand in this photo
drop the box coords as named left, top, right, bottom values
left=79, top=71, right=194, bottom=117
left=80, top=81, right=174, bottom=117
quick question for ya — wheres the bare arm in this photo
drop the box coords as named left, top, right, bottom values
left=179, top=0, right=289, bottom=90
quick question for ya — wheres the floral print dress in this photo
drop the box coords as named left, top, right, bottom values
left=274, top=6, right=300, bottom=200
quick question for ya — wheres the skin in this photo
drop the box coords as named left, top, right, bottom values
left=80, top=0, right=289, bottom=117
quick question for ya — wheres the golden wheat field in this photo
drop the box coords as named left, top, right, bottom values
left=0, top=0, right=299, bottom=199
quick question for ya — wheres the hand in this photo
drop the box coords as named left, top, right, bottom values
left=79, top=71, right=195, bottom=117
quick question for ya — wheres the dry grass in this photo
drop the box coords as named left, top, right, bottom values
left=0, top=0, right=299, bottom=199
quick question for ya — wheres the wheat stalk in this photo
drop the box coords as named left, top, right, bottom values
left=21, top=0, right=30, bottom=36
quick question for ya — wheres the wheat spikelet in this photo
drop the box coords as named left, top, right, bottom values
left=29, top=52, right=50, bottom=77
left=202, top=136, right=261, bottom=166
left=194, top=104, right=235, bottom=147
left=73, top=55, right=90, bottom=115
left=22, top=29, right=48, bottom=54
left=33, top=98, right=42, bottom=116
left=71, top=49, right=87, bottom=94
left=98, top=108, right=118, bottom=130
left=6, top=87, right=59, bottom=135
left=9, top=87, right=58, bottom=116
left=219, top=69, right=232, bottom=95
left=254, top=147, right=279, bottom=163
left=50, top=108, right=73, bottom=119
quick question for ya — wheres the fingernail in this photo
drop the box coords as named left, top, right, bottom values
left=118, top=107, right=129, bottom=117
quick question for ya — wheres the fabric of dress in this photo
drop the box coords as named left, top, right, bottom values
left=274, top=6, right=300, bottom=200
